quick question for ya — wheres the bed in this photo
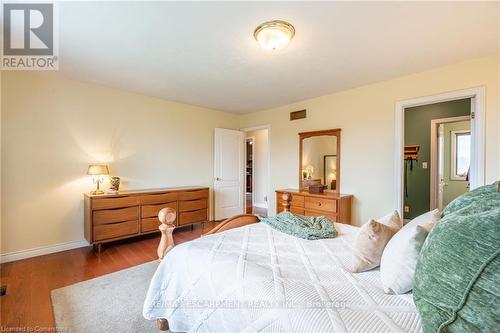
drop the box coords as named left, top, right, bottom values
left=142, top=195, right=423, bottom=333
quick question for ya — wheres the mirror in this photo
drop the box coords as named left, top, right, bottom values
left=299, top=129, right=341, bottom=192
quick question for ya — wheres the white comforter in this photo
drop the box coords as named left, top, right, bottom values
left=143, top=222, right=422, bottom=333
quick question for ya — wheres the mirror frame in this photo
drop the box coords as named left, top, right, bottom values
left=299, top=128, right=341, bottom=193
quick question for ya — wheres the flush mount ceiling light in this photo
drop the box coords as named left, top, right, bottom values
left=254, top=20, right=295, bottom=51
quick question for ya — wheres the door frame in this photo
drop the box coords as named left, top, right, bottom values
left=245, top=137, right=255, bottom=211
left=395, top=87, right=485, bottom=215
left=240, top=124, right=271, bottom=213
left=429, top=115, right=471, bottom=210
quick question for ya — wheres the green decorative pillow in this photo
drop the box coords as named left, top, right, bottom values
left=442, top=181, right=499, bottom=216
left=413, top=183, right=500, bottom=333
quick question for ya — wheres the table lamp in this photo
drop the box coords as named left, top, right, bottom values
left=305, top=165, right=314, bottom=179
left=87, top=164, right=109, bottom=195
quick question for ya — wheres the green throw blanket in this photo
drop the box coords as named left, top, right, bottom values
left=258, top=211, right=337, bottom=240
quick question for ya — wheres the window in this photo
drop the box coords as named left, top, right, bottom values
left=451, top=130, right=471, bottom=180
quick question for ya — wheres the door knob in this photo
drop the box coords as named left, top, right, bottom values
left=215, top=177, right=222, bottom=181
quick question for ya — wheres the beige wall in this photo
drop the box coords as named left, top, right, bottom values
left=1, top=72, right=239, bottom=255
left=246, top=129, right=269, bottom=207
left=239, top=54, right=500, bottom=225
left=2, top=53, right=499, bottom=256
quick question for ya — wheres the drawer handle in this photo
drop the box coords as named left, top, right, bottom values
left=318, top=203, right=322, bottom=206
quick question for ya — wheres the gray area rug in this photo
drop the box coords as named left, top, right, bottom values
left=51, top=261, right=168, bottom=333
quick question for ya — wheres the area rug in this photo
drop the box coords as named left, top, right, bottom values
left=51, top=261, right=167, bottom=333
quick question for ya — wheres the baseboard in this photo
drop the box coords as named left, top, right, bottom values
left=1, top=239, right=90, bottom=263
left=253, top=202, right=268, bottom=209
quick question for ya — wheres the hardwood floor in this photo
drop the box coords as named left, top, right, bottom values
left=245, top=198, right=268, bottom=216
left=247, top=206, right=268, bottom=216
left=0, top=222, right=218, bottom=331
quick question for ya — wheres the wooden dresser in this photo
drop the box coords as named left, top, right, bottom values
left=275, top=189, right=353, bottom=224
left=84, top=186, right=209, bottom=249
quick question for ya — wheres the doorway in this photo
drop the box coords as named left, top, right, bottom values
left=243, top=127, right=270, bottom=217
left=396, top=87, right=485, bottom=218
left=245, top=137, right=255, bottom=213
left=431, top=116, right=471, bottom=211
left=401, top=97, right=476, bottom=220
left=213, top=126, right=270, bottom=221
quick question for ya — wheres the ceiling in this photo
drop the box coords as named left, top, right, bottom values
left=58, top=1, right=499, bottom=113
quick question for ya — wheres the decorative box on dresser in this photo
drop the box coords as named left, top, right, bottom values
left=275, top=189, right=353, bottom=224
left=84, top=186, right=209, bottom=251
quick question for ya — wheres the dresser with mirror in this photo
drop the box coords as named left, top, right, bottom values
left=276, top=128, right=353, bottom=224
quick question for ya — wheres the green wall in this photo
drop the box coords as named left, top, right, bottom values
left=404, top=99, right=470, bottom=219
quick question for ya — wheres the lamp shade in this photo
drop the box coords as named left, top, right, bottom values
left=87, top=164, right=109, bottom=176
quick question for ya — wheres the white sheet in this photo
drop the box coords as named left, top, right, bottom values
left=143, top=223, right=422, bottom=333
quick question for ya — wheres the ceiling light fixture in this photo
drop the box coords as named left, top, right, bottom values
left=254, top=20, right=295, bottom=51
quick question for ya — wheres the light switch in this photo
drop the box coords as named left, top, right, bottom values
left=422, top=162, right=428, bottom=169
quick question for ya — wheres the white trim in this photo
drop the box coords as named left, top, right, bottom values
left=438, top=123, right=445, bottom=211
left=241, top=124, right=272, bottom=214
left=395, top=87, right=485, bottom=215
left=430, top=116, right=470, bottom=209
left=1, top=239, right=89, bottom=263
left=468, top=89, right=485, bottom=190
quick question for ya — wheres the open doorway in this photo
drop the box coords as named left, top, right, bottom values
left=245, top=137, right=255, bottom=212
left=431, top=116, right=471, bottom=211
left=396, top=87, right=485, bottom=220
left=402, top=99, right=472, bottom=220
left=244, top=127, right=269, bottom=217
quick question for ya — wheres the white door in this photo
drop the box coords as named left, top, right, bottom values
left=214, top=128, right=245, bottom=220
left=438, top=123, right=446, bottom=211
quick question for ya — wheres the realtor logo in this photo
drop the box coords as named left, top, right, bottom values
left=2, top=2, right=58, bottom=70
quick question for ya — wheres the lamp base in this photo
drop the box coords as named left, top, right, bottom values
left=90, top=189, right=105, bottom=195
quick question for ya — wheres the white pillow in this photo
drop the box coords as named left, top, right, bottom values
left=380, top=209, right=441, bottom=294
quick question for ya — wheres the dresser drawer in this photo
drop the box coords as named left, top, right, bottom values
left=141, top=202, right=176, bottom=218
left=92, top=196, right=139, bottom=210
left=179, top=209, right=207, bottom=226
left=305, top=209, right=337, bottom=222
left=141, top=217, right=161, bottom=233
left=305, top=197, right=337, bottom=212
left=84, top=187, right=211, bottom=245
left=179, top=198, right=208, bottom=212
left=291, top=194, right=305, bottom=207
left=93, top=206, right=139, bottom=225
left=93, top=220, right=139, bottom=241
left=178, top=189, right=209, bottom=201
left=140, top=192, right=177, bottom=205
left=290, top=207, right=305, bottom=215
